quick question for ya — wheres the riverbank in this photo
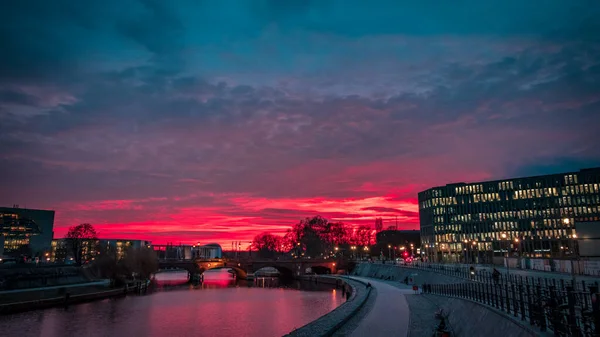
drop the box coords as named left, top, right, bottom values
left=284, top=275, right=373, bottom=337
left=0, top=265, right=93, bottom=291
left=0, top=281, right=145, bottom=315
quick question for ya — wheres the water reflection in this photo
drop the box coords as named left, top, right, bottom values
left=0, top=269, right=345, bottom=337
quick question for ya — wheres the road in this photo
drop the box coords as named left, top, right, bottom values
left=475, top=265, right=600, bottom=283
left=347, top=276, right=412, bottom=337
left=401, top=261, right=600, bottom=285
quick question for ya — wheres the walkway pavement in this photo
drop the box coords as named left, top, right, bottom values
left=347, top=276, right=412, bottom=337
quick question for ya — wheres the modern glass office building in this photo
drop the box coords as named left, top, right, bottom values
left=0, top=207, right=55, bottom=258
left=418, top=168, right=600, bottom=263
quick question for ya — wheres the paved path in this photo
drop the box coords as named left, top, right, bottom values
left=348, top=276, right=411, bottom=337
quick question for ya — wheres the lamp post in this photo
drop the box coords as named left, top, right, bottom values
left=562, top=218, right=579, bottom=285
left=501, top=233, right=510, bottom=277
left=388, top=244, right=392, bottom=261
left=514, top=237, right=520, bottom=269
left=571, top=233, right=579, bottom=286
left=440, top=244, right=446, bottom=263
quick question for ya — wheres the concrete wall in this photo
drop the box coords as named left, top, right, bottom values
left=352, top=263, right=467, bottom=285
left=284, top=276, right=372, bottom=337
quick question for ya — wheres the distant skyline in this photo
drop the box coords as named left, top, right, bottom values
left=2, top=1, right=600, bottom=247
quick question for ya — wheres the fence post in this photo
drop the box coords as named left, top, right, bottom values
left=566, top=286, right=580, bottom=336
left=512, top=283, right=518, bottom=317
left=526, top=282, right=535, bottom=325
left=493, top=278, right=499, bottom=308
left=499, top=280, right=505, bottom=311
left=505, top=282, right=511, bottom=315
left=590, top=285, right=600, bottom=337
left=536, top=284, right=547, bottom=332
left=487, top=279, right=492, bottom=306
left=519, top=282, right=526, bottom=321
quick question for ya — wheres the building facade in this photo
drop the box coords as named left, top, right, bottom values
left=418, top=168, right=600, bottom=263
left=152, top=243, right=223, bottom=260
left=0, top=206, right=55, bottom=258
left=374, top=230, right=420, bottom=255
left=51, top=238, right=151, bottom=263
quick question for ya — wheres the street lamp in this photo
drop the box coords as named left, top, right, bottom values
left=388, top=244, right=392, bottom=261
left=501, top=233, right=510, bottom=277
left=571, top=232, right=579, bottom=286
left=514, top=237, right=520, bottom=268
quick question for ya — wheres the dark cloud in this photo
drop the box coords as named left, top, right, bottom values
left=360, top=207, right=418, bottom=218
left=1, top=0, right=599, bottom=244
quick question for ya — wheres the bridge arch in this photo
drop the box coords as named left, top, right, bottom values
left=252, top=265, right=295, bottom=279
left=200, top=265, right=247, bottom=280
left=157, top=261, right=201, bottom=276
left=309, top=265, right=332, bottom=275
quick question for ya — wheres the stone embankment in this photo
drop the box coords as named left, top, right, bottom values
left=0, top=280, right=147, bottom=315
left=352, top=262, right=466, bottom=284
left=284, top=276, right=372, bottom=337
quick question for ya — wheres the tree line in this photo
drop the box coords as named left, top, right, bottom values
left=251, top=215, right=374, bottom=258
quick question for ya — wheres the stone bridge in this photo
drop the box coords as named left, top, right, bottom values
left=157, top=258, right=341, bottom=280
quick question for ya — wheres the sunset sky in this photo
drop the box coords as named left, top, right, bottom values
left=1, top=1, right=599, bottom=248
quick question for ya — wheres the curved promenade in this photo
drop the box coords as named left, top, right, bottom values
left=346, top=276, right=411, bottom=337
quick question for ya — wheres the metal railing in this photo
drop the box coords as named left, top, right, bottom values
left=422, top=277, right=600, bottom=336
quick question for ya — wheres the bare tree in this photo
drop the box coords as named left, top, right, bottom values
left=120, top=247, right=158, bottom=280
left=65, top=223, right=98, bottom=265
left=252, top=233, right=282, bottom=258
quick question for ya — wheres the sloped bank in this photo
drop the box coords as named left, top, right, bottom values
left=283, top=276, right=372, bottom=337
left=405, top=294, right=539, bottom=337
left=352, top=262, right=467, bottom=284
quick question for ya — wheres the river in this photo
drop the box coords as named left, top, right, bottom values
left=0, top=269, right=345, bottom=337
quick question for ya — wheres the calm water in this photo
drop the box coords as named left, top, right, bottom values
left=0, top=270, right=345, bottom=337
